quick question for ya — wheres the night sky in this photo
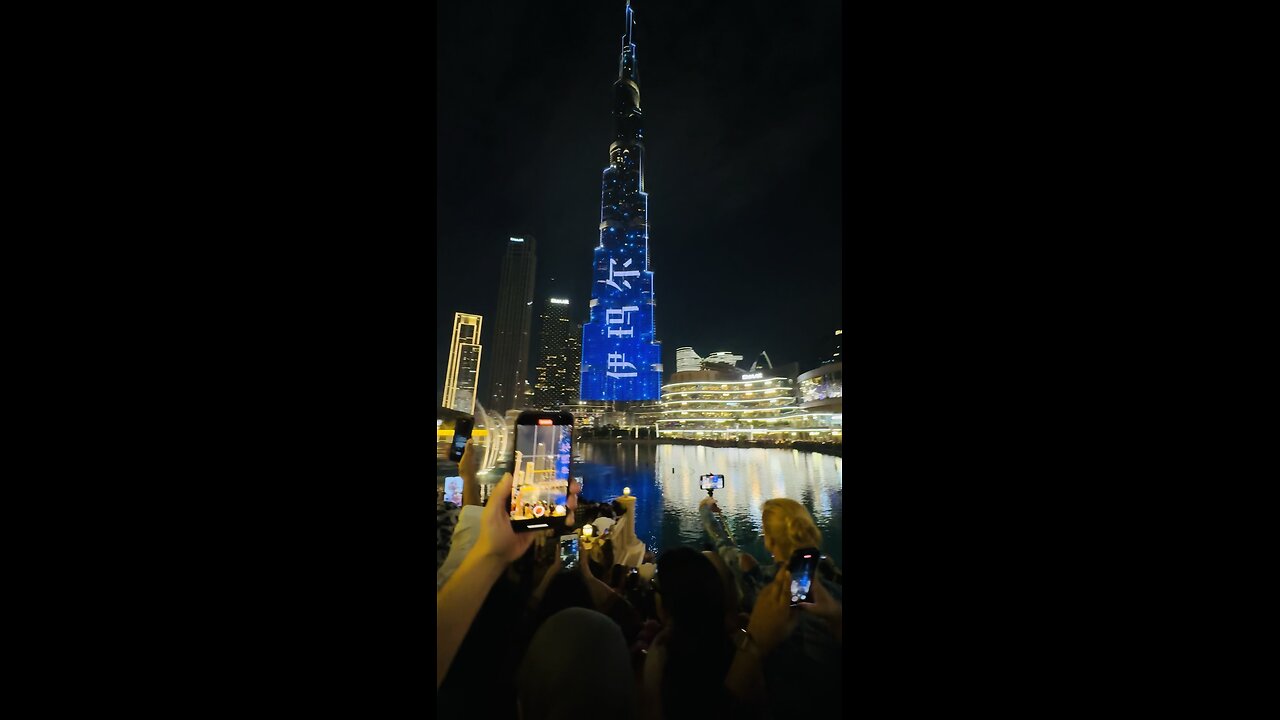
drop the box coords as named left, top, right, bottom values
left=436, top=0, right=842, bottom=404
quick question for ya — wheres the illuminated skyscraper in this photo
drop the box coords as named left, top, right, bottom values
left=533, top=298, right=579, bottom=409
left=581, top=0, right=662, bottom=402
left=443, top=312, right=483, bottom=415
left=488, top=236, right=537, bottom=413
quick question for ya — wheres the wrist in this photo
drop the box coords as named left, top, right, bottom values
left=470, top=541, right=511, bottom=568
left=735, top=628, right=763, bottom=657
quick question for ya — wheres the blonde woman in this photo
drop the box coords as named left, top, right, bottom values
left=699, top=496, right=841, bottom=625
left=701, top=496, right=843, bottom=714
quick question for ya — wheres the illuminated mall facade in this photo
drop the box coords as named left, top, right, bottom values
left=654, top=365, right=841, bottom=442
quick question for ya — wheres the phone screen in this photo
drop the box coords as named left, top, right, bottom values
left=510, top=419, right=571, bottom=529
left=789, top=549, right=819, bottom=606
left=559, top=535, right=579, bottom=571
left=444, top=476, right=463, bottom=506
left=449, top=417, right=474, bottom=462
left=699, top=474, right=725, bottom=490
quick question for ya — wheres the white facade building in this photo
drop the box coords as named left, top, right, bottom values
left=675, top=346, right=703, bottom=373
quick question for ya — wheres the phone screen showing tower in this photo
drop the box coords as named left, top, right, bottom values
left=510, top=424, right=571, bottom=521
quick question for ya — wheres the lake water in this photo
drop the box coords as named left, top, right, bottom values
left=575, top=443, right=843, bottom=569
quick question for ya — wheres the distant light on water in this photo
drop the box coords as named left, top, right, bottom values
left=575, top=444, right=842, bottom=569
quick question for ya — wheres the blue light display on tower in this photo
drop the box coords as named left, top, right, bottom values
left=581, top=0, right=662, bottom=401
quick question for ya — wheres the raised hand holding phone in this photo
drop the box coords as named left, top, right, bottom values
left=459, top=439, right=481, bottom=506
left=559, top=534, right=580, bottom=572
left=797, top=572, right=841, bottom=624
left=448, top=416, right=474, bottom=462
left=473, top=472, right=538, bottom=563
left=510, top=411, right=575, bottom=533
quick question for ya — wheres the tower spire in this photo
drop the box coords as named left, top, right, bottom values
left=619, top=0, right=637, bottom=82
left=624, top=0, right=633, bottom=48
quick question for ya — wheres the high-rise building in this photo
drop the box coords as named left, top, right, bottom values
left=568, top=322, right=582, bottom=401
left=675, top=347, right=703, bottom=373
left=443, top=312, right=483, bottom=415
left=487, top=236, right=537, bottom=413
left=581, top=0, right=662, bottom=402
left=533, top=298, right=579, bottom=409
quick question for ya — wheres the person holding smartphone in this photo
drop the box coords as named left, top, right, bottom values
left=436, top=438, right=486, bottom=591
left=437, top=471, right=582, bottom=690
left=701, top=496, right=843, bottom=715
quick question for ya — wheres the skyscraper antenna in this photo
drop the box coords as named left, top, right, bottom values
left=623, top=0, right=634, bottom=49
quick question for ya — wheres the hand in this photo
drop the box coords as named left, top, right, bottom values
left=459, top=438, right=480, bottom=483
left=472, top=473, right=538, bottom=563
left=746, top=570, right=798, bottom=655
left=564, top=479, right=581, bottom=527
left=797, top=574, right=841, bottom=625
left=699, top=497, right=721, bottom=513
left=460, top=439, right=482, bottom=506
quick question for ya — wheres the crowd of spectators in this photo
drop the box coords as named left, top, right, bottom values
left=437, top=439, right=843, bottom=720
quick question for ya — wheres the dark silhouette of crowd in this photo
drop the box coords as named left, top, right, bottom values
left=437, top=439, right=843, bottom=720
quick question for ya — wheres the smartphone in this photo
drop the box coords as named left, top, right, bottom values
left=559, top=534, right=579, bottom=571
left=449, top=416, right=474, bottom=462
left=509, top=411, right=574, bottom=532
left=444, top=476, right=464, bottom=506
left=788, top=547, right=821, bottom=606
left=699, top=474, right=725, bottom=490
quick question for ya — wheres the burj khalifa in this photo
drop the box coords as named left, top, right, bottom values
left=580, top=0, right=662, bottom=402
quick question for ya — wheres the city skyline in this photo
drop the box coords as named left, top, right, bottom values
left=437, top=1, right=841, bottom=401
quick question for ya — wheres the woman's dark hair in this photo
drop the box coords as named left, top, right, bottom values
left=655, top=547, right=734, bottom=720
left=531, top=570, right=594, bottom=632
left=609, top=563, right=628, bottom=588
left=611, top=499, right=627, bottom=517
left=504, top=543, right=537, bottom=621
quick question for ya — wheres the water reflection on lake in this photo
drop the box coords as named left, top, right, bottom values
left=576, top=443, right=843, bottom=569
